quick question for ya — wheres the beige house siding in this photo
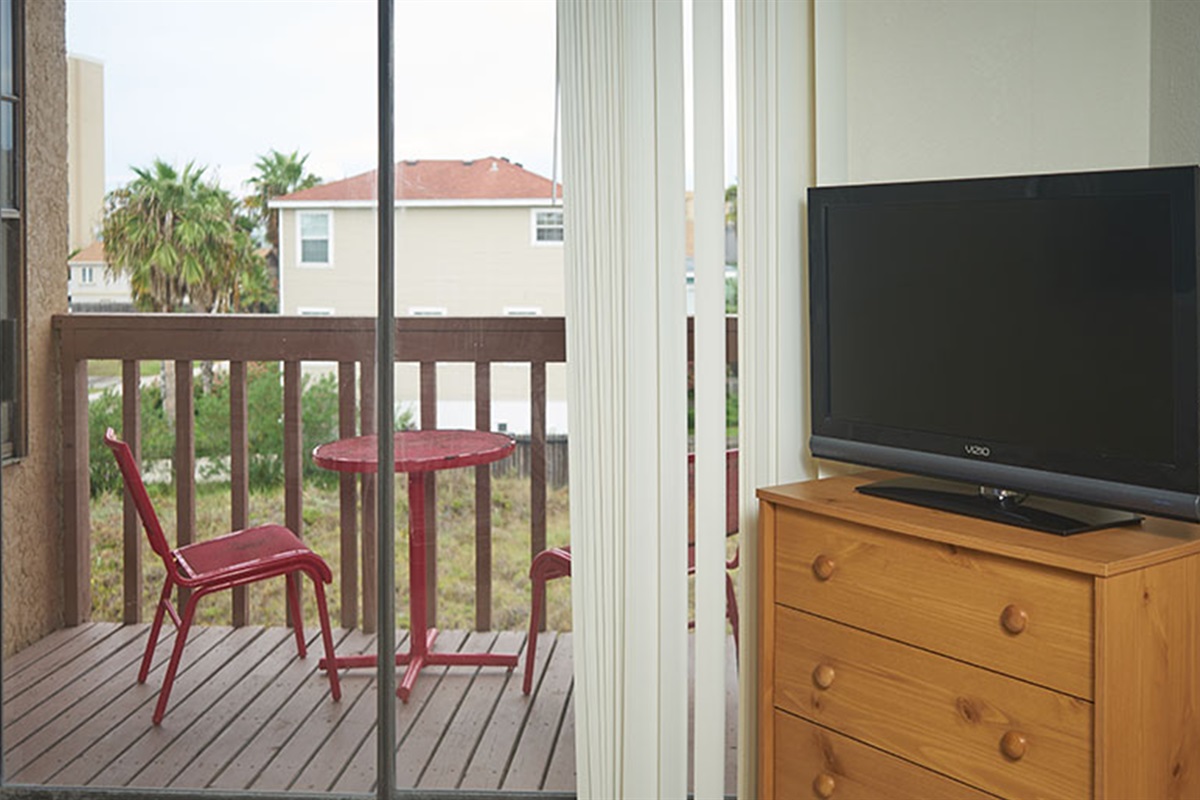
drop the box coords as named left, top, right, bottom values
left=4, top=0, right=68, bottom=654
left=279, top=203, right=567, bottom=431
left=280, top=205, right=564, bottom=317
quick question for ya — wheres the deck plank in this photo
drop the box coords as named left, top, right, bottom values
left=459, top=630, right=557, bottom=790
left=3, top=623, right=102, bottom=681
left=46, top=626, right=256, bottom=786
left=542, top=681, right=575, bottom=792
left=3, top=623, right=124, bottom=700
left=183, top=626, right=364, bottom=790
left=123, top=626, right=311, bottom=788
left=420, top=629, right=525, bottom=789
left=4, top=623, right=147, bottom=736
left=250, top=629, right=386, bottom=792
left=100, top=626, right=293, bottom=787
left=331, top=628, right=470, bottom=794
left=502, top=631, right=573, bottom=791
left=3, top=622, right=740, bottom=794
left=397, top=630, right=497, bottom=788
left=9, top=626, right=222, bottom=784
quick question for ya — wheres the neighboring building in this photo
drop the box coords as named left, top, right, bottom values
left=274, top=157, right=564, bottom=318
left=66, top=54, right=104, bottom=253
left=66, top=241, right=133, bottom=311
left=272, top=157, right=567, bottom=433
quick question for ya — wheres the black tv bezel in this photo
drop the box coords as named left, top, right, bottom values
left=807, top=165, right=1200, bottom=523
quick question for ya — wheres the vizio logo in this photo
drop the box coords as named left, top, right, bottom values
left=964, top=444, right=991, bottom=458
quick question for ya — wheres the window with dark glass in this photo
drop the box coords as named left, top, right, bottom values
left=1, top=0, right=22, bottom=459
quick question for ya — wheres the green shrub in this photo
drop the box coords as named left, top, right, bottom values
left=90, top=362, right=352, bottom=495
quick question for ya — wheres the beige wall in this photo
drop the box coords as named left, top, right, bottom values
left=3, top=0, right=68, bottom=654
left=280, top=204, right=564, bottom=317
left=66, top=54, right=104, bottom=253
left=833, top=0, right=1153, bottom=183
left=279, top=204, right=567, bottom=420
left=1150, top=0, right=1200, bottom=167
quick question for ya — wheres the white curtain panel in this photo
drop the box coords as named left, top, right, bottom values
left=559, top=1, right=690, bottom=798
left=736, top=0, right=817, bottom=797
left=691, top=0, right=730, bottom=798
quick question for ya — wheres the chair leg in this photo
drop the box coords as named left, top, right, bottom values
left=286, top=572, right=307, bottom=658
left=140, top=578, right=175, bottom=684
left=725, top=571, right=739, bottom=663
left=523, top=567, right=545, bottom=695
left=525, top=549, right=570, bottom=695
left=310, top=575, right=342, bottom=702
left=153, top=592, right=198, bottom=725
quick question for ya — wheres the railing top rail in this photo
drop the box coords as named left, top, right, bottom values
left=54, top=314, right=568, bottom=364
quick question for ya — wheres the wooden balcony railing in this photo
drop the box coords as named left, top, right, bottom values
left=54, top=314, right=737, bottom=634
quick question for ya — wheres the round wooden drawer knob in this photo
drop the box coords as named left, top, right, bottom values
left=813, top=663, right=836, bottom=690
left=1001, top=604, right=1028, bottom=635
left=813, top=772, right=836, bottom=798
left=813, top=555, right=836, bottom=581
left=1001, top=730, right=1028, bottom=761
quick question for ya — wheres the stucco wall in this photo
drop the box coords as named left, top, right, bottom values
left=3, top=0, right=68, bottom=655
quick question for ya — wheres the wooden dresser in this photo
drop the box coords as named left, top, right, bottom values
left=757, top=473, right=1200, bottom=800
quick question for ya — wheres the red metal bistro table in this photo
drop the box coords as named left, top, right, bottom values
left=313, top=430, right=518, bottom=701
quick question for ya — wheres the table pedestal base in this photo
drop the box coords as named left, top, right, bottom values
left=318, top=629, right=519, bottom=702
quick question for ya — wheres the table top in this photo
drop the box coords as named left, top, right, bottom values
left=312, top=430, right=516, bottom=474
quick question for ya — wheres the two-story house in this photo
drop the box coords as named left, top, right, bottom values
left=272, top=157, right=566, bottom=433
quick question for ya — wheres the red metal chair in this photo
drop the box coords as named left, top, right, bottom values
left=103, top=428, right=342, bottom=724
left=523, top=450, right=741, bottom=694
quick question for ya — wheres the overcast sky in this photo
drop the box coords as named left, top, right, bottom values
left=66, top=0, right=560, bottom=195
left=66, top=0, right=736, bottom=199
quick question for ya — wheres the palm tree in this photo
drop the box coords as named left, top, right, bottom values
left=102, top=159, right=269, bottom=411
left=103, top=159, right=265, bottom=313
left=246, top=149, right=322, bottom=306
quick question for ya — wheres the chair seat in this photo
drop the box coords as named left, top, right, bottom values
left=174, top=524, right=332, bottom=584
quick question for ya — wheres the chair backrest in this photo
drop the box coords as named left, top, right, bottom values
left=102, top=428, right=176, bottom=571
left=687, top=449, right=740, bottom=542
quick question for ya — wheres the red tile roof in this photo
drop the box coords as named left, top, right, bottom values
left=276, top=158, right=562, bottom=203
left=69, top=240, right=107, bottom=264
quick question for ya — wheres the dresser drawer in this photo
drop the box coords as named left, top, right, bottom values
left=775, top=607, right=1092, bottom=800
left=774, top=711, right=997, bottom=800
left=775, top=507, right=1093, bottom=698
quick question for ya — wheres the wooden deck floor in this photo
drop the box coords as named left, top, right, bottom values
left=2, top=622, right=738, bottom=794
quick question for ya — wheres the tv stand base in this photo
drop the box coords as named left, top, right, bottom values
left=857, top=475, right=1141, bottom=535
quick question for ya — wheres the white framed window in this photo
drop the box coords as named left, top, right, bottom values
left=78, top=266, right=95, bottom=285
left=531, top=208, right=563, bottom=245
left=297, top=306, right=334, bottom=316
left=297, top=210, right=332, bottom=266
left=408, top=306, right=447, bottom=317
left=504, top=306, right=542, bottom=316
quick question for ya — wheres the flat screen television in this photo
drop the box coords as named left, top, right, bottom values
left=808, top=165, right=1200, bottom=535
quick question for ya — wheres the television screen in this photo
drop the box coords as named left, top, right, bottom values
left=808, top=166, right=1200, bottom=533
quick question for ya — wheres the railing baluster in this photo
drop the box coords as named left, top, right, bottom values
left=62, top=355, right=90, bottom=625
left=474, top=360, right=492, bottom=631
left=284, top=360, right=303, bottom=627
left=531, top=361, right=547, bottom=631
left=338, top=361, right=359, bottom=629
left=175, top=360, right=195, bottom=612
left=121, top=360, right=142, bottom=625
left=230, top=360, right=249, bottom=626
left=361, top=354, right=377, bottom=633
left=420, top=360, right=438, bottom=627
